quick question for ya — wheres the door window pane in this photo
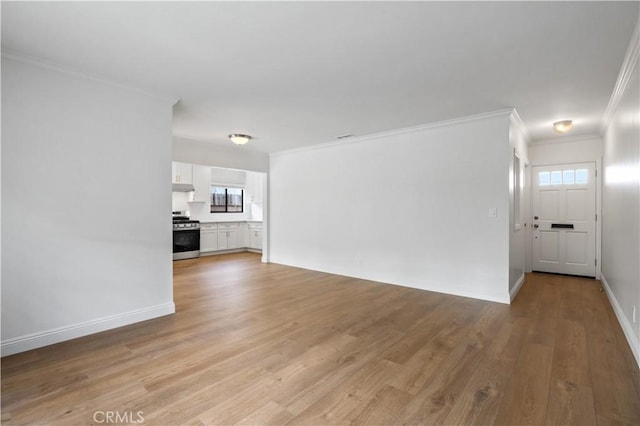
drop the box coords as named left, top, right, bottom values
left=550, top=171, right=562, bottom=185
left=563, top=170, right=575, bottom=184
left=575, top=169, right=588, bottom=184
left=539, top=171, right=550, bottom=186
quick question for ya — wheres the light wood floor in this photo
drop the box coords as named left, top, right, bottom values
left=2, top=252, right=639, bottom=425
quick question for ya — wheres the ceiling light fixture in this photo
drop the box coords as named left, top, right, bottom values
left=228, top=134, right=252, bottom=145
left=553, top=120, right=573, bottom=133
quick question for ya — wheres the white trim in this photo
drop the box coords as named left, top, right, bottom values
left=2, top=49, right=180, bottom=105
left=200, top=248, right=260, bottom=256
left=0, top=303, right=175, bottom=357
left=509, top=109, right=531, bottom=143
left=529, top=159, right=598, bottom=169
left=601, top=18, right=640, bottom=133
left=529, top=133, right=602, bottom=147
left=601, top=274, right=640, bottom=368
left=596, top=157, right=602, bottom=280
left=510, top=273, right=525, bottom=302
left=270, top=108, right=514, bottom=158
left=263, top=171, right=270, bottom=264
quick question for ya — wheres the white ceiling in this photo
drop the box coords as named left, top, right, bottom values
left=2, top=2, right=638, bottom=153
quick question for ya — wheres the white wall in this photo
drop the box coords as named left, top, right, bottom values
left=269, top=111, right=512, bottom=304
left=601, top=30, right=640, bottom=365
left=173, top=136, right=269, bottom=173
left=1, top=56, right=175, bottom=355
left=529, top=135, right=603, bottom=166
left=508, top=113, right=529, bottom=298
left=171, top=191, right=192, bottom=214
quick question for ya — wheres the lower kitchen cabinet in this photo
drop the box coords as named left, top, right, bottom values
left=217, top=224, right=239, bottom=250
left=248, top=223, right=262, bottom=250
left=200, top=223, right=218, bottom=252
left=200, top=221, right=261, bottom=253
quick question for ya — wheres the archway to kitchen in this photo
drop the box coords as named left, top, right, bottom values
left=171, top=136, right=270, bottom=304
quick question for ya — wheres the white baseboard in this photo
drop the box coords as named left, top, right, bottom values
left=1, top=302, right=175, bottom=357
left=510, top=273, right=525, bottom=302
left=200, top=248, right=262, bottom=257
left=601, top=274, right=640, bottom=368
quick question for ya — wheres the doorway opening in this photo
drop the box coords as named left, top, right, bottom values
left=531, top=162, right=596, bottom=278
left=172, top=162, right=268, bottom=281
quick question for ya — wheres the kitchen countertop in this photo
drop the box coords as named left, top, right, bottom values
left=199, top=220, right=262, bottom=224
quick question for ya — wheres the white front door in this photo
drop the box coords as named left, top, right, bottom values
left=532, top=162, right=596, bottom=277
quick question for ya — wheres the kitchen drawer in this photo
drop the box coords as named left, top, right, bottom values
left=217, top=223, right=239, bottom=230
left=200, top=223, right=218, bottom=231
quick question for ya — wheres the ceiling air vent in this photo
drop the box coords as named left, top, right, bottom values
left=336, top=134, right=354, bottom=140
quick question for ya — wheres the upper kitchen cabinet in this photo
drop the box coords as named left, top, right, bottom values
left=192, top=164, right=211, bottom=203
left=245, top=172, right=264, bottom=204
left=172, top=161, right=193, bottom=184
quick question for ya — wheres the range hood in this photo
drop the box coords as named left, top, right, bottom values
left=172, top=183, right=195, bottom=192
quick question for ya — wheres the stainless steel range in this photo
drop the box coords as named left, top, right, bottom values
left=173, top=215, right=200, bottom=260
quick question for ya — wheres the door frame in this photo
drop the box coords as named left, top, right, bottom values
left=526, top=159, right=601, bottom=279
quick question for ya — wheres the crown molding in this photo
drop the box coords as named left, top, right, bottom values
left=509, top=108, right=531, bottom=143
left=601, top=18, right=639, bottom=133
left=271, top=108, right=514, bottom=158
left=2, top=49, right=180, bottom=105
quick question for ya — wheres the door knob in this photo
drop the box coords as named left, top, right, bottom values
left=534, top=224, right=539, bottom=228
left=534, top=216, right=539, bottom=220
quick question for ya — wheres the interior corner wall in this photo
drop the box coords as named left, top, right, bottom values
left=508, top=115, right=529, bottom=295
left=602, top=52, right=640, bottom=361
left=1, top=57, right=175, bottom=355
left=173, top=136, right=269, bottom=173
left=269, top=113, right=512, bottom=304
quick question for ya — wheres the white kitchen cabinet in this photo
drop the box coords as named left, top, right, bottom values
left=245, top=172, right=264, bottom=204
left=201, top=221, right=262, bottom=254
left=200, top=223, right=218, bottom=252
left=192, top=164, right=212, bottom=203
left=248, top=223, right=262, bottom=250
left=238, top=223, right=248, bottom=248
left=172, top=161, right=193, bottom=184
left=217, top=223, right=239, bottom=250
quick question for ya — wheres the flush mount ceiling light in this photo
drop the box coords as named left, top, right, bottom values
left=553, top=120, right=573, bottom=133
left=228, top=134, right=252, bottom=145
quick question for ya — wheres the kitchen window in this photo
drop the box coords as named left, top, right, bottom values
left=210, top=186, right=244, bottom=213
